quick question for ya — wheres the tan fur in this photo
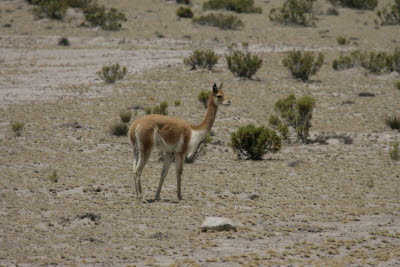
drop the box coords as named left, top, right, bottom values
left=129, top=83, right=230, bottom=201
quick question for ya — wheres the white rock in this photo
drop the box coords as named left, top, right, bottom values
left=201, top=217, right=237, bottom=232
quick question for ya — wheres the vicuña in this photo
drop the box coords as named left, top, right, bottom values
left=129, top=83, right=230, bottom=201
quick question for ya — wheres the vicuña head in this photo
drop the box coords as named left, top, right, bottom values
left=129, top=82, right=230, bottom=201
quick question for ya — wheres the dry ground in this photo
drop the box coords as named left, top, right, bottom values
left=0, top=0, right=400, bottom=266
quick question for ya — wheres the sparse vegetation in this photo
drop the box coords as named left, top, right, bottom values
left=337, top=36, right=349, bottom=45
left=192, top=13, right=244, bottom=30
left=366, top=178, right=374, bottom=188
left=110, top=121, right=129, bottom=136
left=176, top=6, right=194, bottom=18
left=203, top=0, right=262, bottom=13
left=174, top=100, right=181, bottom=106
left=328, top=0, right=377, bottom=10
left=230, top=124, right=282, bottom=160
left=31, top=0, right=68, bottom=20
left=198, top=90, right=212, bottom=108
left=332, top=54, right=355, bottom=70
left=184, top=49, right=219, bottom=70
left=83, top=6, right=127, bottom=31
left=97, top=63, right=127, bottom=83
left=270, top=94, right=316, bottom=143
left=49, top=170, right=58, bottom=183
left=225, top=43, right=263, bottom=79
left=10, top=121, right=24, bottom=137
left=145, top=107, right=152, bottom=115
left=269, top=0, right=317, bottom=26
left=377, top=0, right=400, bottom=25
left=386, top=114, right=400, bottom=130
left=153, top=101, right=168, bottom=115
left=389, top=142, right=400, bottom=160
left=282, top=49, right=324, bottom=81
left=119, top=110, right=132, bottom=123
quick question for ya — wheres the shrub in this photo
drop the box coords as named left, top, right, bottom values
left=49, top=170, right=58, bottom=183
left=174, top=100, right=181, bottom=106
left=198, top=90, right=212, bottom=108
left=392, top=48, right=400, bottom=73
left=377, top=0, right=400, bottom=25
left=66, top=0, right=94, bottom=9
left=184, top=49, right=219, bottom=70
left=97, top=63, right=127, bottom=83
left=203, top=0, right=262, bottom=13
left=84, top=6, right=127, bottom=31
left=336, top=36, right=349, bottom=45
left=176, top=0, right=191, bottom=4
left=153, top=101, right=168, bottom=115
left=110, top=121, right=128, bottom=136
left=58, top=37, right=70, bottom=46
left=230, top=124, right=281, bottom=160
left=269, top=0, right=316, bottom=26
left=332, top=50, right=394, bottom=73
left=226, top=43, right=263, bottom=79
left=396, top=81, right=400, bottom=90
left=389, top=142, right=400, bottom=160
left=270, top=94, right=316, bottom=143
left=326, top=7, right=339, bottom=15
left=10, top=121, right=24, bottom=137
left=282, top=49, right=324, bottom=81
left=120, top=110, right=132, bottom=123
left=332, top=54, right=355, bottom=70
left=192, top=13, right=244, bottom=30
left=145, top=107, right=152, bottom=115
left=328, top=0, right=377, bottom=10
left=31, top=0, right=68, bottom=20
left=176, top=6, right=194, bottom=18
left=386, top=115, right=400, bottom=130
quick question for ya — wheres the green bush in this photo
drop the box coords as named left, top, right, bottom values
left=31, top=0, right=68, bottom=20
left=377, top=0, right=400, bottom=25
left=84, top=6, right=127, bottom=31
left=198, top=90, right=212, bottom=108
left=145, top=107, right=152, bottom=115
left=336, top=36, right=349, bottom=45
left=328, top=0, right=377, bottom=9
left=153, top=101, right=168, bottom=115
left=110, top=121, right=128, bottom=136
left=176, top=6, right=194, bottom=18
left=184, top=49, right=219, bottom=70
left=282, top=49, right=324, bottom=81
left=332, top=54, right=355, bottom=70
left=386, top=114, right=400, bottom=130
left=269, top=0, right=316, bottom=26
left=203, top=0, right=262, bottom=13
left=120, top=110, right=132, bottom=123
left=192, top=13, right=244, bottom=30
left=10, top=121, right=24, bottom=137
left=270, top=94, right=316, bottom=143
left=66, top=0, right=94, bottom=9
left=230, top=124, right=281, bottom=160
left=389, top=142, right=400, bottom=160
left=226, top=43, right=263, bottom=79
left=97, top=63, right=127, bottom=83
left=174, top=100, right=181, bottom=106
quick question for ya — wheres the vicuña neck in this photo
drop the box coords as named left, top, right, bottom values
left=191, top=95, right=218, bottom=132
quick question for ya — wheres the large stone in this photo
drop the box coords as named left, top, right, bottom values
left=201, top=217, right=237, bottom=232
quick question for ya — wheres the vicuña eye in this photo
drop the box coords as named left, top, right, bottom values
left=217, top=95, right=222, bottom=98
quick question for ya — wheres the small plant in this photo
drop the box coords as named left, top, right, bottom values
left=328, top=0, right=377, bottom=10
left=269, top=94, right=316, bottom=143
left=58, top=37, right=70, bottom=46
left=377, top=0, right=400, bottom=25
left=203, top=0, right=262, bottom=13
left=192, top=13, right=244, bottom=30
left=176, top=6, right=194, bottom=18
left=282, top=49, right=324, bottom=81
left=120, top=110, right=132, bottom=123
left=336, top=36, right=349, bottom=45
left=97, top=63, right=127, bottom=83
left=10, top=121, right=24, bottom=136
left=389, top=142, right=400, bottom=160
left=332, top=54, right=355, bottom=70
left=396, top=81, right=400, bottom=90
left=198, top=90, right=212, bottom=108
left=145, top=107, right=152, bottom=115
left=269, top=0, right=317, bottom=26
left=84, top=6, right=127, bottom=31
left=226, top=43, right=263, bottom=79
left=184, top=49, right=219, bottom=70
left=49, top=170, right=58, bottom=183
left=153, top=101, right=168, bottom=115
left=386, top=115, right=400, bottom=130
left=110, top=121, right=129, bottom=136
left=366, top=178, right=374, bottom=188
left=174, top=100, right=181, bottom=106
left=31, top=0, right=68, bottom=20
left=229, top=124, right=281, bottom=160
left=176, top=0, right=191, bottom=4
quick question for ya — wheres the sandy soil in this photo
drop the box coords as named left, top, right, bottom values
left=1, top=0, right=400, bottom=266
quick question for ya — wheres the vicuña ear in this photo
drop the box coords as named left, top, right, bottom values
left=213, top=83, right=218, bottom=94
left=219, top=82, right=223, bottom=90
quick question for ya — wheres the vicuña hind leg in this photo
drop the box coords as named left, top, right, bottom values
left=175, top=152, right=185, bottom=200
left=134, top=148, right=151, bottom=201
left=155, top=152, right=174, bottom=201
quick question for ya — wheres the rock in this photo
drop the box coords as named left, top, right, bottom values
left=201, top=217, right=237, bottom=232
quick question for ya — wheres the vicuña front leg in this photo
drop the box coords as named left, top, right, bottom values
left=155, top=152, right=173, bottom=201
left=175, top=152, right=185, bottom=200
